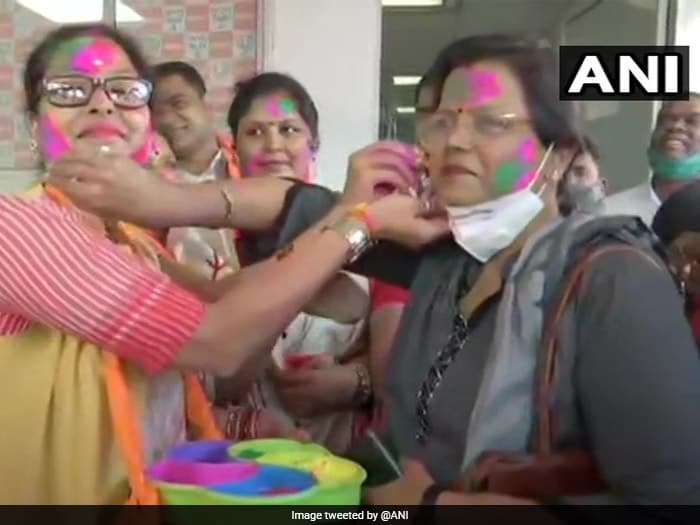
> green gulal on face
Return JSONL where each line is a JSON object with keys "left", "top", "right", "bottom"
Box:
{"left": 493, "top": 161, "right": 524, "bottom": 194}
{"left": 50, "top": 36, "right": 97, "bottom": 72}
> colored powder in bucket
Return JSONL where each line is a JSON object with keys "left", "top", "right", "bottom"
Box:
{"left": 237, "top": 449, "right": 265, "bottom": 460}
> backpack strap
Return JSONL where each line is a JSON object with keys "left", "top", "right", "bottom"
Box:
{"left": 535, "top": 243, "right": 665, "bottom": 455}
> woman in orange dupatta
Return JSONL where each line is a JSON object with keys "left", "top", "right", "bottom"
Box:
{"left": 0, "top": 22, "right": 422, "bottom": 504}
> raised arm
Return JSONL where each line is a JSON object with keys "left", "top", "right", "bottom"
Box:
{"left": 0, "top": 184, "right": 445, "bottom": 377}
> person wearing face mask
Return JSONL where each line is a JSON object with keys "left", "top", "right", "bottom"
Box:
{"left": 605, "top": 95, "right": 700, "bottom": 224}
{"left": 47, "top": 34, "right": 700, "bottom": 510}
{"left": 558, "top": 135, "right": 607, "bottom": 216}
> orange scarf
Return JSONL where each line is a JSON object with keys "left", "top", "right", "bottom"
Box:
{"left": 44, "top": 185, "right": 223, "bottom": 505}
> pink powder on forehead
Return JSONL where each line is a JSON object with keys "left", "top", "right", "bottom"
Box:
{"left": 41, "top": 115, "right": 72, "bottom": 162}
{"left": 468, "top": 68, "right": 503, "bottom": 105}
{"left": 265, "top": 96, "right": 297, "bottom": 118}
{"left": 71, "top": 38, "right": 119, "bottom": 75}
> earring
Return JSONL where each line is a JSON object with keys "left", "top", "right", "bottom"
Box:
{"left": 29, "top": 139, "right": 38, "bottom": 151}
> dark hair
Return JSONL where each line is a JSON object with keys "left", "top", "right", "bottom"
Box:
{"left": 577, "top": 135, "right": 600, "bottom": 161}
{"left": 652, "top": 180, "right": 700, "bottom": 245}
{"left": 227, "top": 72, "right": 320, "bottom": 148}
{"left": 151, "top": 60, "right": 207, "bottom": 98}
{"left": 24, "top": 23, "right": 149, "bottom": 116}
{"left": 414, "top": 73, "right": 436, "bottom": 107}
{"left": 426, "top": 34, "right": 581, "bottom": 148}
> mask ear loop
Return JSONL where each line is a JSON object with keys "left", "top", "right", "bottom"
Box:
{"left": 530, "top": 143, "right": 555, "bottom": 196}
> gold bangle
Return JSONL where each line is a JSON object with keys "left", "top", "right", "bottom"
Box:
{"left": 220, "top": 188, "right": 235, "bottom": 227}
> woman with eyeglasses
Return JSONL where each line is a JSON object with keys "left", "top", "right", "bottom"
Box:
{"left": 0, "top": 24, "right": 445, "bottom": 504}
{"left": 49, "top": 33, "right": 700, "bottom": 509}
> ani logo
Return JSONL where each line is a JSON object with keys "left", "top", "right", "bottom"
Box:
{"left": 559, "top": 45, "right": 689, "bottom": 101}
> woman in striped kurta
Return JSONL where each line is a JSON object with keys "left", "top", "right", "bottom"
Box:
{"left": 0, "top": 22, "right": 405, "bottom": 504}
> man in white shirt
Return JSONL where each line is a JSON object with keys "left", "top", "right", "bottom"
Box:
{"left": 149, "top": 61, "right": 240, "bottom": 280}
{"left": 605, "top": 94, "right": 700, "bottom": 225}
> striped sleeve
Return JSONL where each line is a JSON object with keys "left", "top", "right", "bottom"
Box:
{"left": 0, "top": 195, "right": 207, "bottom": 374}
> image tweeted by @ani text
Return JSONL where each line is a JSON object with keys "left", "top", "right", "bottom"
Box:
{"left": 291, "top": 510, "right": 410, "bottom": 522}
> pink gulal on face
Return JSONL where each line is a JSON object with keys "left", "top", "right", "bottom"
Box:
{"left": 514, "top": 137, "right": 539, "bottom": 190}
{"left": 133, "top": 126, "right": 156, "bottom": 165}
{"left": 468, "top": 68, "right": 503, "bottom": 105}
{"left": 264, "top": 96, "right": 297, "bottom": 118}
{"left": 441, "top": 66, "right": 504, "bottom": 108}
{"left": 40, "top": 114, "right": 72, "bottom": 162}
{"left": 71, "top": 37, "right": 119, "bottom": 74}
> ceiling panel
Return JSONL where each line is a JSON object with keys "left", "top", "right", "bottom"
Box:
{"left": 381, "top": 0, "right": 593, "bottom": 77}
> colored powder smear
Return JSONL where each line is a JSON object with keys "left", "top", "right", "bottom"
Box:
{"left": 494, "top": 161, "right": 524, "bottom": 194}
{"left": 70, "top": 37, "right": 119, "bottom": 74}
{"left": 519, "top": 137, "right": 538, "bottom": 165}
{"left": 133, "top": 128, "right": 156, "bottom": 165}
{"left": 41, "top": 114, "right": 72, "bottom": 162}
{"left": 468, "top": 68, "right": 503, "bottom": 105}
{"left": 441, "top": 67, "right": 504, "bottom": 108}
{"left": 493, "top": 137, "right": 539, "bottom": 193}
{"left": 265, "top": 96, "right": 297, "bottom": 118}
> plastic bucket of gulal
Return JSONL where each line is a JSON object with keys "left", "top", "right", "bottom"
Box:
{"left": 149, "top": 458, "right": 259, "bottom": 505}
{"left": 261, "top": 451, "right": 366, "bottom": 505}
{"left": 201, "top": 464, "right": 320, "bottom": 505}
{"left": 228, "top": 438, "right": 327, "bottom": 461}
{"left": 166, "top": 440, "right": 235, "bottom": 463}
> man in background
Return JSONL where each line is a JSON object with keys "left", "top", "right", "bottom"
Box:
{"left": 606, "top": 94, "right": 700, "bottom": 224}
{"left": 149, "top": 60, "right": 240, "bottom": 279}
{"left": 559, "top": 135, "right": 607, "bottom": 216}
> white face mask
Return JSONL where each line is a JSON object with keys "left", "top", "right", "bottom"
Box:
{"left": 446, "top": 145, "right": 554, "bottom": 263}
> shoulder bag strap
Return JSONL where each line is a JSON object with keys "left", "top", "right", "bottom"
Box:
{"left": 536, "top": 243, "right": 665, "bottom": 454}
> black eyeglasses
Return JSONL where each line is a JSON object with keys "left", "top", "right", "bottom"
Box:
{"left": 42, "top": 75, "right": 152, "bottom": 109}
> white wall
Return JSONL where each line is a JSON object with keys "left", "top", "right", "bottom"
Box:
{"left": 674, "top": 0, "right": 700, "bottom": 91}
{"left": 259, "top": 0, "right": 382, "bottom": 190}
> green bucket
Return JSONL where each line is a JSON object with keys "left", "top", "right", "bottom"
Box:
{"left": 228, "top": 438, "right": 327, "bottom": 460}
{"left": 229, "top": 439, "right": 366, "bottom": 506}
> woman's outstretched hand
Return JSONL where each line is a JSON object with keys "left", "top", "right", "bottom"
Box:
{"left": 340, "top": 140, "right": 449, "bottom": 249}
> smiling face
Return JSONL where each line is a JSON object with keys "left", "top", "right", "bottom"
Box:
{"left": 30, "top": 35, "right": 151, "bottom": 163}
{"left": 234, "top": 91, "right": 315, "bottom": 180}
{"left": 151, "top": 73, "right": 213, "bottom": 159}
{"left": 421, "top": 60, "right": 554, "bottom": 207}
{"left": 650, "top": 97, "right": 700, "bottom": 159}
